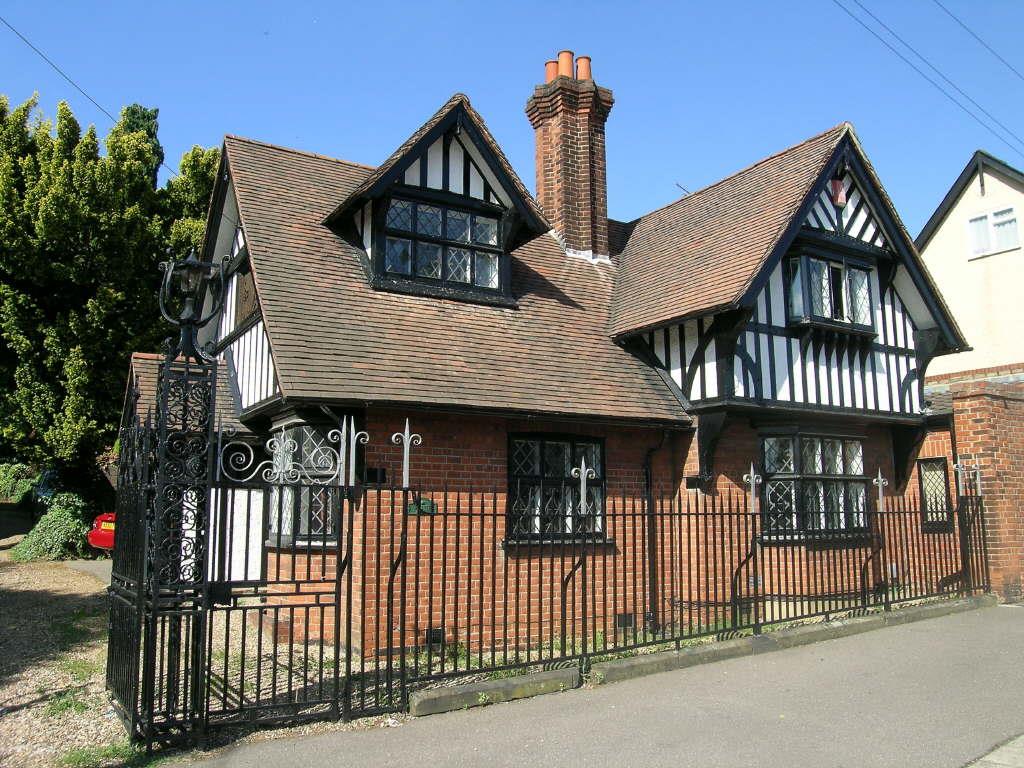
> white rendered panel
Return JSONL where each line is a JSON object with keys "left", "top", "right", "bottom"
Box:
{"left": 426, "top": 137, "right": 443, "bottom": 189}
{"left": 449, "top": 140, "right": 465, "bottom": 194}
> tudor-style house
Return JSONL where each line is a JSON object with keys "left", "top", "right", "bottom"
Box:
{"left": 150, "top": 51, "right": 967, "bottom": 553}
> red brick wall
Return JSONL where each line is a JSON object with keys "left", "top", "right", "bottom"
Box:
{"left": 950, "top": 381, "right": 1024, "bottom": 600}
{"left": 260, "top": 408, "right": 973, "bottom": 648}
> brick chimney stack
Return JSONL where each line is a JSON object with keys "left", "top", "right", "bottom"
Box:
{"left": 526, "top": 51, "right": 614, "bottom": 262}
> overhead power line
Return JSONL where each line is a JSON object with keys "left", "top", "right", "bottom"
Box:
{"left": 849, "top": 0, "right": 1024, "bottom": 154}
{"left": 0, "top": 12, "right": 181, "bottom": 179}
{"left": 830, "top": 0, "right": 1024, "bottom": 161}
{"left": 931, "top": 0, "right": 1024, "bottom": 86}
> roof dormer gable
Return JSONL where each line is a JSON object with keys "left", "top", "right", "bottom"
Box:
{"left": 325, "top": 95, "right": 549, "bottom": 306}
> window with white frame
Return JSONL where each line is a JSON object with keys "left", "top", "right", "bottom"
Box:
{"left": 968, "top": 208, "right": 1019, "bottom": 257}
{"left": 787, "top": 257, "right": 872, "bottom": 327}
{"left": 507, "top": 436, "right": 604, "bottom": 541}
{"left": 762, "top": 433, "right": 868, "bottom": 534}
{"left": 383, "top": 197, "right": 502, "bottom": 291}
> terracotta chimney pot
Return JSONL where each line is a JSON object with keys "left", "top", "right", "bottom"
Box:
{"left": 576, "top": 55, "right": 592, "bottom": 80}
{"left": 557, "top": 50, "right": 574, "bottom": 78}
{"left": 544, "top": 60, "right": 558, "bottom": 83}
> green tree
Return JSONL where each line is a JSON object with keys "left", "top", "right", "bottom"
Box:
{"left": 0, "top": 95, "right": 219, "bottom": 494}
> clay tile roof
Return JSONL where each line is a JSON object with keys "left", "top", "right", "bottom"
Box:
{"left": 326, "top": 94, "right": 548, "bottom": 230}
{"left": 223, "top": 136, "right": 689, "bottom": 425}
{"left": 126, "top": 352, "right": 244, "bottom": 431}
{"left": 609, "top": 123, "right": 850, "bottom": 337}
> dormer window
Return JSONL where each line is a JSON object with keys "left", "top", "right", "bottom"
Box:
{"left": 383, "top": 197, "right": 502, "bottom": 291}
{"left": 787, "top": 254, "right": 873, "bottom": 329}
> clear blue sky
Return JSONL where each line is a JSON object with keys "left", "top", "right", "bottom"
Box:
{"left": 3, "top": 0, "right": 1024, "bottom": 235}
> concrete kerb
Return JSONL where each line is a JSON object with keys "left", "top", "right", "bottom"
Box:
{"left": 408, "top": 666, "right": 579, "bottom": 716}
{"left": 407, "top": 594, "right": 997, "bottom": 716}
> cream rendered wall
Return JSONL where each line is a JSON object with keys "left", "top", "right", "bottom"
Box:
{"left": 921, "top": 168, "right": 1024, "bottom": 375}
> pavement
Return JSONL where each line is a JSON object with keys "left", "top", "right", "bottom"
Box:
{"left": 182, "top": 604, "right": 1024, "bottom": 768}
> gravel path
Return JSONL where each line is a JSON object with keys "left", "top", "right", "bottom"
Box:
{"left": 0, "top": 557, "right": 125, "bottom": 767}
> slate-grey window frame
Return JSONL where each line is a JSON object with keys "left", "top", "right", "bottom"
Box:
{"left": 760, "top": 430, "right": 869, "bottom": 538}
{"left": 506, "top": 434, "right": 606, "bottom": 544}
{"left": 381, "top": 195, "right": 504, "bottom": 295}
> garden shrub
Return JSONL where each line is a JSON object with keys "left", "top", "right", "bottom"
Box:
{"left": 0, "top": 462, "right": 39, "bottom": 504}
{"left": 10, "top": 492, "right": 91, "bottom": 561}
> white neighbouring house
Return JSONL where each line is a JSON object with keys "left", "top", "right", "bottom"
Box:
{"left": 917, "top": 151, "right": 1024, "bottom": 378}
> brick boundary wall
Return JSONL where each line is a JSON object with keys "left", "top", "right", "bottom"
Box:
{"left": 950, "top": 379, "right": 1024, "bottom": 601}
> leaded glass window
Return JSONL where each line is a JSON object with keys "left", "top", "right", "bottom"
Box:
{"left": 791, "top": 256, "right": 873, "bottom": 328}
{"left": 918, "top": 458, "right": 951, "bottom": 524}
{"left": 761, "top": 433, "right": 868, "bottom": 534}
{"left": 416, "top": 204, "right": 442, "bottom": 237}
{"left": 266, "top": 424, "right": 341, "bottom": 543}
{"left": 508, "top": 436, "right": 605, "bottom": 541}
{"left": 415, "top": 242, "right": 442, "bottom": 279}
{"left": 385, "top": 237, "right": 412, "bottom": 275}
{"left": 472, "top": 215, "right": 498, "bottom": 246}
{"left": 381, "top": 197, "right": 504, "bottom": 292}
{"left": 386, "top": 199, "right": 413, "bottom": 231}
{"left": 475, "top": 252, "right": 499, "bottom": 289}
{"left": 446, "top": 248, "right": 471, "bottom": 283}
{"left": 847, "top": 268, "right": 871, "bottom": 325}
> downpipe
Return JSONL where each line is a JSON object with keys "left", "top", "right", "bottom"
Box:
{"left": 643, "top": 431, "right": 670, "bottom": 634}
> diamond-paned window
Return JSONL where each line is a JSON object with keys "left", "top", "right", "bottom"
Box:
{"left": 446, "top": 210, "right": 470, "bottom": 242}
{"left": 918, "top": 458, "right": 951, "bottom": 524}
{"left": 475, "top": 252, "right": 499, "bottom": 289}
{"left": 764, "top": 437, "right": 795, "bottom": 474}
{"left": 386, "top": 199, "right": 413, "bottom": 231}
{"left": 791, "top": 256, "right": 874, "bottom": 328}
{"left": 266, "top": 423, "right": 341, "bottom": 543}
{"left": 385, "top": 237, "right": 412, "bottom": 275}
{"left": 472, "top": 216, "right": 498, "bottom": 246}
{"left": 508, "top": 435, "right": 605, "bottom": 542}
{"left": 847, "top": 268, "right": 871, "bottom": 325}
{"left": 415, "top": 242, "right": 442, "bottom": 279}
{"left": 446, "top": 248, "right": 471, "bottom": 283}
{"left": 762, "top": 433, "right": 868, "bottom": 535}
{"left": 381, "top": 197, "right": 505, "bottom": 294}
{"left": 416, "top": 204, "right": 442, "bottom": 237}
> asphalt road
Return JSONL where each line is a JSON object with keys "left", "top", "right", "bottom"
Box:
{"left": 187, "top": 605, "right": 1024, "bottom": 768}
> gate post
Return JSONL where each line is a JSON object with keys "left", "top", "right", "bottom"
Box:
{"left": 145, "top": 254, "right": 225, "bottom": 746}
{"left": 954, "top": 462, "right": 982, "bottom": 595}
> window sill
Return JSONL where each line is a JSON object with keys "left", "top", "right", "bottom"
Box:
{"left": 502, "top": 537, "right": 615, "bottom": 551}
{"left": 787, "top": 317, "right": 877, "bottom": 340}
{"left": 759, "top": 530, "right": 872, "bottom": 546}
{"left": 922, "top": 518, "right": 954, "bottom": 533}
{"left": 372, "top": 274, "right": 518, "bottom": 308}
{"left": 264, "top": 537, "right": 339, "bottom": 549}
{"left": 968, "top": 245, "right": 1020, "bottom": 262}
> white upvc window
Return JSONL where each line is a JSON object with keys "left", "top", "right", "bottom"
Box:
{"left": 968, "top": 207, "right": 1019, "bottom": 257}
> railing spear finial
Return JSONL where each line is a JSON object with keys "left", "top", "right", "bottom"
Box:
{"left": 873, "top": 468, "right": 889, "bottom": 512}
{"left": 742, "top": 462, "right": 762, "bottom": 516}
{"left": 391, "top": 418, "right": 422, "bottom": 489}
{"left": 570, "top": 454, "right": 597, "bottom": 523}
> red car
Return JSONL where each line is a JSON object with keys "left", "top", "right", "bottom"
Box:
{"left": 87, "top": 512, "right": 116, "bottom": 551}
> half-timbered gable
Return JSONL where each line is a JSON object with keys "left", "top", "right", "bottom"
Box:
{"left": 198, "top": 172, "right": 280, "bottom": 414}
{"left": 326, "top": 94, "right": 548, "bottom": 307}
{"left": 803, "top": 168, "right": 887, "bottom": 248}
{"left": 624, "top": 126, "right": 965, "bottom": 427}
